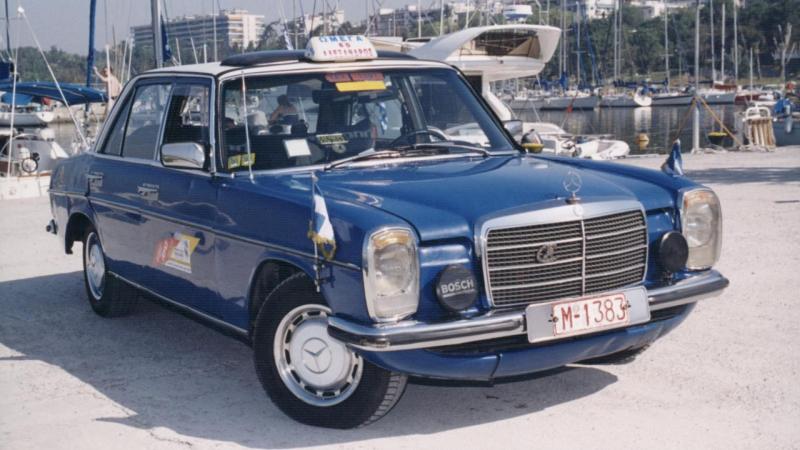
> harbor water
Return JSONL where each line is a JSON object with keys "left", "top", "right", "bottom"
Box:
{"left": 515, "top": 104, "right": 742, "bottom": 154}
{"left": 48, "top": 104, "right": 743, "bottom": 156}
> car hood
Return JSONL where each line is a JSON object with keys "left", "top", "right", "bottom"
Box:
{"left": 311, "top": 155, "right": 677, "bottom": 242}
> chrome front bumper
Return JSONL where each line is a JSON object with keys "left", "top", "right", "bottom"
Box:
{"left": 327, "top": 270, "right": 729, "bottom": 352}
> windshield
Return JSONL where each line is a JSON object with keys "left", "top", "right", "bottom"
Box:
{"left": 219, "top": 68, "right": 514, "bottom": 172}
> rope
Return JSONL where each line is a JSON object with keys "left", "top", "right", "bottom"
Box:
{"left": 670, "top": 96, "right": 697, "bottom": 144}
{"left": 19, "top": 8, "right": 88, "bottom": 148}
{"left": 695, "top": 94, "right": 744, "bottom": 148}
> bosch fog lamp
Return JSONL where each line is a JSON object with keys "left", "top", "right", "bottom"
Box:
{"left": 363, "top": 228, "right": 419, "bottom": 322}
{"left": 681, "top": 189, "right": 722, "bottom": 270}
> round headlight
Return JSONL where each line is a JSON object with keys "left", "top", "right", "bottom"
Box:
{"left": 373, "top": 238, "right": 415, "bottom": 295}
{"left": 681, "top": 189, "right": 722, "bottom": 270}
{"left": 363, "top": 228, "right": 419, "bottom": 322}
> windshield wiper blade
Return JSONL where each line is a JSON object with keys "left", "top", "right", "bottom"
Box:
{"left": 396, "top": 142, "right": 492, "bottom": 157}
{"left": 324, "top": 150, "right": 402, "bottom": 171}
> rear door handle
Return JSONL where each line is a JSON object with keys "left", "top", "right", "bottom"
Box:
{"left": 137, "top": 184, "right": 159, "bottom": 201}
{"left": 86, "top": 172, "right": 103, "bottom": 189}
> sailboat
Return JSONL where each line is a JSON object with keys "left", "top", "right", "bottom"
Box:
{"left": 599, "top": 0, "right": 651, "bottom": 108}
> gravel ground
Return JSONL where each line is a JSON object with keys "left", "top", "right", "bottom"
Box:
{"left": 1, "top": 148, "right": 799, "bottom": 449}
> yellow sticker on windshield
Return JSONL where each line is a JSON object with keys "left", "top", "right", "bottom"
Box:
{"left": 335, "top": 80, "right": 386, "bottom": 92}
{"left": 327, "top": 72, "right": 386, "bottom": 92}
{"left": 228, "top": 153, "right": 256, "bottom": 169}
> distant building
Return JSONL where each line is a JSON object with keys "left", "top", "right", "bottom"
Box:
{"left": 629, "top": 0, "right": 693, "bottom": 19}
{"left": 131, "top": 9, "right": 265, "bottom": 55}
{"left": 571, "top": 0, "right": 693, "bottom": 20}
{"left": 288, "top": 9, "right": 345, "bottom": 37}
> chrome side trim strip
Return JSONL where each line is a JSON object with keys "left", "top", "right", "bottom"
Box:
{"left": 328, "top": 270, "right": 729, "bottom": 352}
{"left": 110, "top": 272, "right": 248, "bottom": 338}
{"left": 86, "top": 197, "right": 360, "bottom": 271}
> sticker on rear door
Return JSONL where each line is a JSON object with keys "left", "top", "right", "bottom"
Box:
{"left": 152, "top": 232, "right": 200, "bottom": 274}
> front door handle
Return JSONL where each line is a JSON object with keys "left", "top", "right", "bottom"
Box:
{"left": 137, "top": 184, "right": 159, "bottom": 201}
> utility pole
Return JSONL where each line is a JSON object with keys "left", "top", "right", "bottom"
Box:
{"left": 692, "top": 0, "right": 700, "bottom": 153}
{"left": 212, "top": 0, "right": 218, "bottom": 61}
{"left": 439, "top": 0, "right": 444, "bottom": 36}
{"left": 417, "top": 0, "right": 421, "bottom": 38}
{"left": 151, "top": 0, "right": 163, "bottom": 68}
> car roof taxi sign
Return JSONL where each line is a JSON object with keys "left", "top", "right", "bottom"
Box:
{"left": 305, "top": 35, "right": 378, "bottom": 62}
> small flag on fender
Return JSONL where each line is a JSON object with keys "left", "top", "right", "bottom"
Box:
{"left": 661, "top": 139, "right": 684, "bottom": 177}
{"left": 307, "top": 173, "right": 336, "bottom": 261}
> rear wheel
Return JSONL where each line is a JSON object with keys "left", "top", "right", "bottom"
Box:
{"left": 82, "top": 227, "right": 137, "bottom": 317}
{"left": 253, "top": 273, "right": 407, "bottom": 428}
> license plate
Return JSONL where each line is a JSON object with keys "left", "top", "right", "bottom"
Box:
{"left": 525, "top": 287, "right": 651, "bottom": 343}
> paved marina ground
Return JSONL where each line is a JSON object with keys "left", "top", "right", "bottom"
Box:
{"left": 1, "top": 148, "right": 799, "bottom": 449}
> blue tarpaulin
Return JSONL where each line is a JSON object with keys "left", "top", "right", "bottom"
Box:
{"left": 1, "top": 92, "right": 33, "bottom": 105}
{"left": 0, "top": 81, "right": 107, "bottom": 105}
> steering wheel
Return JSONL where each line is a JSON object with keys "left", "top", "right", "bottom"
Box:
{"left": 389, "top": 127, "right": 449, "bottom": 148}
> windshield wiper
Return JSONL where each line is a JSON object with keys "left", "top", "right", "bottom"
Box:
{"left": 395, "top": 142, "right": 492, "bottom": 157}
{"left": 324, "top": 150, "right": 402, "bottom": 171}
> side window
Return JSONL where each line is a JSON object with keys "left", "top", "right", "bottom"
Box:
{"left": 121, "top": 83, "right": 171, "bottom": 160}
{"left": 162, "top": 83, "right": 210, "bottom": 147}
{"left": 99, "top": 96, "right": 131, "bottom": 156}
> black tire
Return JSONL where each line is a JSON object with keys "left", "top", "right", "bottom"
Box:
{"left": 82, "top": 226, "right": 137, "bottom": 317}
{"left": 252, "top": 273, "right": 407, "bottom": 428}
{"left": 579, "top": 345, "right": 650, "bottom": 365}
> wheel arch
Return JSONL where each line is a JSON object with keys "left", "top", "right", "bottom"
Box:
{"left": 247, "top": 255, "right": 316, "bottom": 334}
{"left": 64, "top": 211, "right": 95, "bottom": 255}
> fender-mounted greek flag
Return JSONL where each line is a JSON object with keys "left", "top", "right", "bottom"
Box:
{"left": 308, "top": 173, "right": 336, "bottom": 261}
{"left": 661, "top": 139, "right": 684, "bottom": 177}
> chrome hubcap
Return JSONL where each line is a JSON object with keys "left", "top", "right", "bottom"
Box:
{"left": 274, "top": 304, "right": 362, "bottom": 407}
{"left": 85, "top": 233, "right": 105, "bottom": 299}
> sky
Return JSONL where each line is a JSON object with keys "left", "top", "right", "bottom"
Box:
{"left": 10, "top": 0, "right": 422, "bottom": 54}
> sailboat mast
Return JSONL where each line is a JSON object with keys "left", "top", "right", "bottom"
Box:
{"left": 86, "top": 0, "right": 97, "bottom": 86}
{"left": 709, "top": 0, "right": 715, "bottom": 81}
{"left": 4, "top": 0, "right": 10, "bottom": 55}
{"left": 733, "top": 1, "right": 738, "bottom": 83}
{"left": 613, "top": 0, "right": 618, "bottom": 82}
{"left": 576, "top": 2, "right": 581, "bottom": 87}
{"left": 151, "top": 0, "right": 163, "bottom": 68}
{"left": 560, "top": 0, "right": 565, "bottom": 76}
{"left": 720, "top": 2, "right": 725, "bottom": 81}
{"left": 692, "top": 0, "right": 700, "bottom": 152}
{"left": 664, "top": 0, "right": 669, "bottom": 88}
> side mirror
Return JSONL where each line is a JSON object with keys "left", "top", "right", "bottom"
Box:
{"left": 503, "top": 119, "right": 524, "bottom": 139}
{"left": 161, "top": 142, "right": 205, "bottom": 170}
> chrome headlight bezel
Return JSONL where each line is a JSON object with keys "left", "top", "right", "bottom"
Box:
{"left": 679, "top": 187, "right": 722, "bottom": 270}
{"left": 362, "top": 227, "right": 420, "bottom": 323}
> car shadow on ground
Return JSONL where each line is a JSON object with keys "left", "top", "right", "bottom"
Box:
{"left": 0, "top": 272, "right": 618, "bottom": 448}
{"left": 686, "top": 166, "right": 800, "bottom": 185}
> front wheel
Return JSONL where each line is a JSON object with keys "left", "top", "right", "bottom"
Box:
{"left": 253, "top": 273, "right": 407, "bottom": 428}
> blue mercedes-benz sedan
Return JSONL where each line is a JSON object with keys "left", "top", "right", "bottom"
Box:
{"left": 47, "top": 36, "right": 728, "bottom": 428}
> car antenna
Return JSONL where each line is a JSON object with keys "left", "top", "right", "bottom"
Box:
{"left": 240, "top": 69, "right": 254, "bottom": 182}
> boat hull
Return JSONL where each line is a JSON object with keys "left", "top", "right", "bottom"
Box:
{"left": 651, "top": 93, "right": 694, "bottom": 106}
{"left": 700, "top": 91, "right": 736, "bottom": 105}
{"left": 538, "top": 95, "right": 599, "bottom": 110}
{"left": 600, "top": 94, "right": 652, "bottom": 108}
{"left": 0, "top": 111, "right": 54, "bottom": 127}
{"left": 774, "top": 119, "right": 800, "bottom": 147}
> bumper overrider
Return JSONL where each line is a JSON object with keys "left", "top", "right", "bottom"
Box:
{"left": 328, "top": 270, "right": 728, "bottom": 352}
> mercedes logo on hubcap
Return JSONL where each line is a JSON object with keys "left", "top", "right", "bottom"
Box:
{"left": 301, "top": 338, "right": 332, "bottom": 374}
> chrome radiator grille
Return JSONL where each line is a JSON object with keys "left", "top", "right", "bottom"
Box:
{"left": 484, "top": 210, "right": 647, "bottom": 309}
